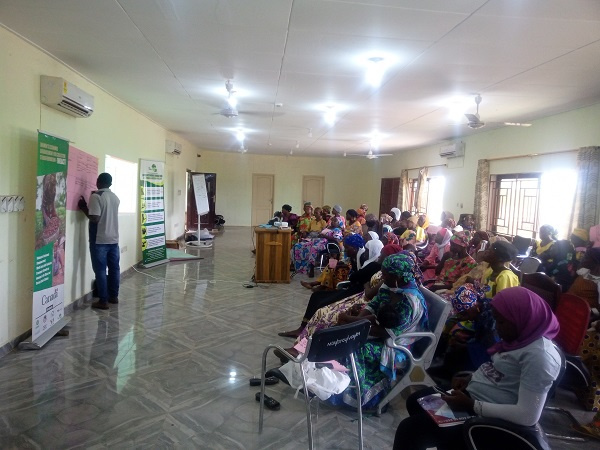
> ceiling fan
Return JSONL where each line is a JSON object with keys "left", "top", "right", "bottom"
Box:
{"left": 215, "top": 80, "right": 284, "bottom": 119}
{"left": 465, "top": 94, "right": 531, "bottom": 129}
{"left": 345, "top": 148, "right": 393, "bottom": 159}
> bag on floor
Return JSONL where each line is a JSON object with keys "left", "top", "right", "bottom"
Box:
{"left": 279, "top": 360, "right": 350, "bottom": 401}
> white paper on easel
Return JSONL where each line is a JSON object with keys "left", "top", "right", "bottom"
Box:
{"left": 192, "top": 173, "right": 210, "bottom": 215}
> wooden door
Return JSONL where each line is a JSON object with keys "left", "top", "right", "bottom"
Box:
{"left": 302, "top": 175, "right": 325, "bottom": 207}
{"left": 379, "top": 177, "right": 401, "bottom": 217}
{"left": 186, "top": 171, "right": 217, "bottom": 231}
{"left": 252, "top": 174, "right": 274, "bottom": 226}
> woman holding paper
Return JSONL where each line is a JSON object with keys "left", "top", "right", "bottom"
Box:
{"left": 393, "top": 287, "right": 561, "bottom": 450}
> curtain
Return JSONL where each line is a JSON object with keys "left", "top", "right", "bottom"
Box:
{"left": 572, "top": 146, "right": 600, "bottom": 231}
{"left": 415, "top": 167, "right": 429, "bottom": 213}
{"left": 473, "top": 159, "right": 490, "bottom": 231}
{"left": 398, "top": 170, "right": 409, "bottom": 211}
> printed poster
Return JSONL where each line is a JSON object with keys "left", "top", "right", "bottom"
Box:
{"left": 32, "top": 132, "right": 68, "bottom": 341}
{"left": 66, "top": 146, "right": 98, "bottom": 211}
{"left": 139, "top": 159, "right": 168, "bottom": 266}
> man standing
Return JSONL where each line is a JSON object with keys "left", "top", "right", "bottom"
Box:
{"left": 78, "top": 173, "right": 120, "bottom": 310}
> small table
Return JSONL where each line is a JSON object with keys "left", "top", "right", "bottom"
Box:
{"left": 254, "top": 227, "right": 292, "bottom": 283}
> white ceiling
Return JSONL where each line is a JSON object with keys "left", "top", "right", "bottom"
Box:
{"left": 2, "top": 0, "right": 600, "bottom": 157}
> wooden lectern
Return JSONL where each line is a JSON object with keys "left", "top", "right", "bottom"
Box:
{"left": 254, "top": 227, "right": 292, "bottom": 283}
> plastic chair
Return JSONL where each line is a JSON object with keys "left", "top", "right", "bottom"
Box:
{"left": 552, "top": 293, "right": 591, "bottom": 391}
{"left": 521, "top": 273, "right": 562, "bottom": 310}
{"left": 376, "top": 287, "right": 452, "bottom": 415}
{"left": 317, "top": 242, "right": 341, "bottom": 272}
{"left": 512, "top": 235, "right": 533, "bottom": 256}
{"left": 519, "top": 257, "right": 542, "bottom": 275}
{"left": 462, "top": 343, "right": 584, "bottom": 449}
{"left": 258, "top": 320, "right": 371, "bottom": 450}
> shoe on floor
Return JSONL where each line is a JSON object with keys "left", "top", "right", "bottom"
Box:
{"left": 108, "top": 297, "right": 119, "bottom": 304}
{"left": 91, "top": 301, "right": 109, "bottom": 310}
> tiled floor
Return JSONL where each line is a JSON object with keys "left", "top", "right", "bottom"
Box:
{"left": 0, "top": 227, "right": 597, "bottom": 449}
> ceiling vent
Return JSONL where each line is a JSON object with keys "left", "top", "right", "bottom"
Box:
{"left": 165, "top": 140, "right": 182, "bottom": 155}
{"left": 40, "top": 76, "right": 94, "bottom": 118}
{"left": 439, "top": 142, "right": 465, "bottom": 158}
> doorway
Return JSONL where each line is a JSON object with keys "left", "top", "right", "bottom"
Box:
{"left": 302, "top": 175, "right": 325, "bottom": 208}
{"left": 251, "top": 174, "right": 274, "bottom": 226}
{"left": 379, "top": 177, "right": 401, "bottom": 217}
{"left": 186, "top": 171, "right": 217, "bottom": 231}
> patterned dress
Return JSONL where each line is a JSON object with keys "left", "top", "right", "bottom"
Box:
{"left": 436, "top": 255, "right": 477, "bottom": 284}
{"left": 292, "top": 227, "right": 342, "bottom": 274}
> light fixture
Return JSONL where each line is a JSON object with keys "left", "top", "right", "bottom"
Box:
{"left": 366, "top": 56, "right": 386, "bottom": 87}
{"left": 235, "top": 129, "right": 245, "bottom": 142}
{"left": 504, "top": 122, "right": 532, "bottom": 127}
{"left": 289, "top": 149, "right": 294, "bottom": 155}
{"left": 295, "top": 141, "right": 300, "bottom": 149}
{"left": 324, "top": 106, "right": 337, "bottom": 125}
{"left": 308, "top": 128, "right": 313, "bottom": 138}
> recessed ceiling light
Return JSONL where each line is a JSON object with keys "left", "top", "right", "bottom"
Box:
{"left": 235, "top": 129, "right": 245, "bottom": 142}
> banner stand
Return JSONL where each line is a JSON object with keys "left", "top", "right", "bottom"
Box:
{"left": 139, "top": 259, "right": 170, "bottom": 269}
{"left": 19, "top": 316, "right": 71, "bottom": 350}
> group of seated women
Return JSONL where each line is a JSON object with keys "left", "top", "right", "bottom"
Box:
{"left": 269, "top": 204, "right": 600, "bottom": 445}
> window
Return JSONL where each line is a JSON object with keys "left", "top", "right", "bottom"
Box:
{"left": 408, "top": 178, "right": 419, "bottom": 213}
{"left": 104, "top": 155, "right": 138, "bottom": 214}
{"left": 488, "top": 173, "right": 540, "bottom": 239}
{"left": 426, "top": 177, "right": 445, "bottom": 224}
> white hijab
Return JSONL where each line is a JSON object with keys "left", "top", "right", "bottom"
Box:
{"left": 368, "top": 231, "right": 379, "bottom": 241}
{"left": 358, "top": 239, "right": 384, "bottom": 270}
{"left": 390, "top": 208, "right": 401, "bottom": 221}
{"left": 437, "top": 228, "right": 453, "bottom": 259}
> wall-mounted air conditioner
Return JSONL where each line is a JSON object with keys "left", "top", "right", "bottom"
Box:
{"left": 165, "top": 140, "right": 182, "bottom": 155}
{"left": 439, "top": 142, "right": 465, "bottom": 158}
{"left": 40, "top": 76, "right": 94, "bottom": 118}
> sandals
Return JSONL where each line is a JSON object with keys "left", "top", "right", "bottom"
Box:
{"left": 255, "top": 391, "right": 280, "bottom": 410}
{"left": 249, "top": 376, "right": 279, "bottom": 387}
{"left": 277, "top": 329, "right": 301, "bottom": 338}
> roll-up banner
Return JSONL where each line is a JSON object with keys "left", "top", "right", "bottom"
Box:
{"left": 139, "top": 159, "right": 168, "bottom": 268}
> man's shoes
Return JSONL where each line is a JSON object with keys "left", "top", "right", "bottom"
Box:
{"left": 108, "top": 297, "right": 119, "bottom": 304}
{"left": 91, "top": 301, "right": 109, "bottom": 310}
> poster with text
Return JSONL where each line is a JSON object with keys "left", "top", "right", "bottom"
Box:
{"left": 32, "top": 132, "right": 68, "bottom": 341}
{"left": 66, "top": 146, "right": 98, "bottom": 211}
{"left": 140, "top": 159, "right": 168, "bottom": 266}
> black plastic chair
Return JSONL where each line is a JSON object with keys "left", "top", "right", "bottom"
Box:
{"left": 258, "top": 320, "right": 371, "bottom": 450}
{"left": 317, "top": 242, "right": 341, "bottom": 272}
{"left": 512, "top": 235, "right": 533, "bottom": 256}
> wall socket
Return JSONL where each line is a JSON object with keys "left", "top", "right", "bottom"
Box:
{"left": 121, "top": 246, "right": 127, "bottom": 254}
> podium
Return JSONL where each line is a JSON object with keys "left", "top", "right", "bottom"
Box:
{"left": 254, "top": 228, "right": 292, "bottom": 283}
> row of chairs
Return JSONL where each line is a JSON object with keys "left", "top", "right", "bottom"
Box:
{"left": 258, "top": 282, "right": 592, "bottom": 449}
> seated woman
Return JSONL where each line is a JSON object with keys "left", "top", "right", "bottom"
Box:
{"left": 393, "top": 287, "right": 561, "bottom": 450}
{"left": 478, "top": 240, "right": 520, "bottom": 298}
{"left": 574, "top": 320, "right": 600, "bottom": 439}
{"left": 361, "top": 213, "right": 379, "bottom": 237}
{"left": 279, "top": 245, "right": 401, "bottom": 342}
{"left": 357, "top": 237, "right": 383, "bottom": 270}
{"left": 331, "top": 251, "right": 428, "bottom": 409}
{"left": 530, "top": 224, "right": 557, "bottom": 271}
{"left": 568, "top": 247, "right": 600, "bottom": 309}
{"left": 468, "top": 231, "right": 489, "bottom": 258}
{"left": 431, "top": 283, "right": 498, "bottom": 379}
{"left": 545, "top": 239, "right": 577, "bottom": 291}
{"left": 281, "top": 204, "right": 298, "bottom": 229}
{"left": 421, "top": 227, "right": 452, "bottom": 281}
{"left": 292, "top": 214, "right": 342, "bottom": 277}
{"left": 308, "top": 207, "right": 327, "bottom": 235}
{"left": 345, "top": 209, "right": 363, "bottom": 235}
{"left": 426, "top": 232, "right": 477, "bottom": 291}
{"left": 458, "top": 213, "right": 476, "bottom": 233}
{"left": 570, "top": 228, "right": 589, "bottom": 262}
{"left": 295, "top": 201, "right": 314, "bottom": 239}
{"left": 400, "top": 215, "right": 420, "bottom": 246}
{"left": 321, "top": 205, "right": 332, "bottom": 223}
{"left": 300, "top": 232, "right": 364, "bottom": 291}
{"left": 328, "top": 204, "right": 345, "bottom": 230}
{"left": 357, "top": 203, "right": 368, "bottom": 225}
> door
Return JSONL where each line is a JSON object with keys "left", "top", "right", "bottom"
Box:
{"left": 186, "top": 171, "right": 217, "bottom": 231}
{"left": 252, "top": 174, "right": 274, "bottom": 226}
{"left": 379, "top": 177, "right": 401, "bottom": 217}
{"left": 302, "top": 176, "right": 325, "bottom": 207}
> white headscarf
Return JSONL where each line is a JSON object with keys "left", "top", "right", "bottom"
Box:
{"left": 358, "top": 239, "right": 385, "bottom": 270}
{"left": 437, "top": 228, "right": 453, "bottom": 259}
{"left": 368, "top": 231, "right": 379, "bottom": 241}
{"left": 390, "top": 208, "right": 401, "bottom": 221}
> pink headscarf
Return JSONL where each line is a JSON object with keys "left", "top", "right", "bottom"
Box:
{"left": 488, "top": 287, "right": 559, "bottom": 355}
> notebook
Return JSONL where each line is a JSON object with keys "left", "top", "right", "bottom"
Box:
{"left": 417, "top": 392, "right": 475, "bottom": 427}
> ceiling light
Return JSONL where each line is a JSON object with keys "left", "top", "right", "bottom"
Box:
{"left": 295, "top": 141, "right": 300, "bottom": 149}
{"left": 227, "top": 95, "right": 237, "bottom": 108}
{"left": 504, "top": 122, "right": 532, "bottom": 127}
{"left": 308, "top": 128, "right": 313, "bottom": 138}
{"left": 366, "top": 56, "right": 386, "bottom": 87}
{"left": 289, "top": 149, "right": 293, "bottom": 155}
{"left": 324, "top": 106, "right": 337, "bottom": 125}
{"left": 236, "top": 129, "right": 245, "bottom": 142}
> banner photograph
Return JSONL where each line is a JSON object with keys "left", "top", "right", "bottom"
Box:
{"left": 139, "top": 159, "right": 168, "bottom": 267}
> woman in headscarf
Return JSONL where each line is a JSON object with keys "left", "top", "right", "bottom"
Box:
{"left": 478, "top": 240, "right": 520, "bottom": 298}
{"left": 277, "top": 242, "right": 394, "bottom": 343}
{"left": 400, "top": 215, "right": 420, "bottom": 246}
{"left": 421, "top": 227, "right": 452, "bottom": 281}
{"left": 332, "top": 251, "right": 428, "bottom": 409}
{"left": 383, "top": 231, "right": 400, "bottom": 246}
{"left": 427, "top": 231, "right": 477, "bottom": 290}
{"left": 357, "top": 203, "right": 368, "bottom": 225}
{"left": 568, "top": 247, "right": 600, "bottom": 309}
{"left": 292, "top": 214, "right": 342, "bottom": 277}
{"left": 570, "top": 227, "right": 589, "bottom": 261}
{"left": 468, "top": 231, "right": 490, "bottom": 258}
{"left": 357, "top": 236, "right": 383, "bottom": 270}
{"left": 530, "top": 224, "right": 558, "bottom": 271}
{"left": 280, "top": 204, "right": 298, "bottom": 229}
{"left": 329, "top": 204, "right": 345, "bottom": 229}
{"left": 362, "top": 213, "right": 379, "bottom": 237}
{"left": 394, "top": 287, "right": 561, "bottom": 450}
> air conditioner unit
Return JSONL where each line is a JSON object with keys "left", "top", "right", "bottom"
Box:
{"left": 165, "top": 140, "right": 182, "bottom": 155}
{"left": 439, "top": 142, "right": 465, "bottom": 158}
{"left": 40, "top": 76, "right": 94, "bottom": 118}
